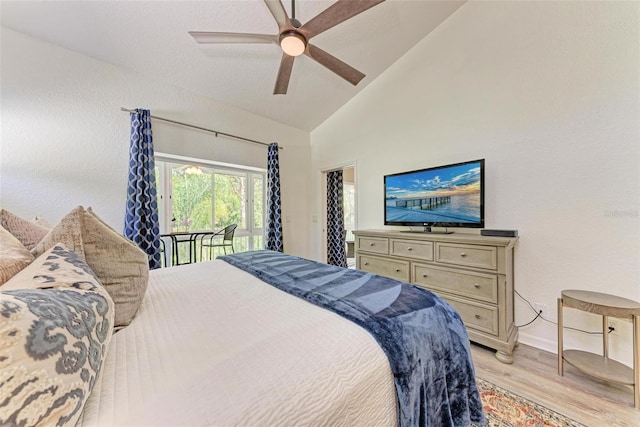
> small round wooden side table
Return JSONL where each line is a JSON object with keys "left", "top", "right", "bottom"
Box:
{"left": 557, "top": 290, "right": 640, "bottom": 409}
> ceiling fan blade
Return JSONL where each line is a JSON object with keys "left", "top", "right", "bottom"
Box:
{"left": 274, "top": 53, "right": 295, "bottom": 95}
{"left": 300, "top": 0, "right": 385, "bottom": 39}
{"left": 189, "top": 32, "right": 277, "bottom": 44}
{"left": 264, "top": 0, "right": 292, "bottom": 31}
{"left": 305, "top": 44, "right": 365, "bottom": 86}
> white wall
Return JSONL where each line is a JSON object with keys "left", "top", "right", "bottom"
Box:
{"left": 1, "top": 28, "right": 311, "bottom": 257}
{"left": 310, "top": 1, "right": 639, "bottom": 365}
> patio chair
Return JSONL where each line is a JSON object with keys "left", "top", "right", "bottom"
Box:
{"left": 201, "top": 223, "right": 237, "bottom": 260}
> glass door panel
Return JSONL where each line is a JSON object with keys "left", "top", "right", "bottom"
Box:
{"left": 213, "top": 172, "right": 247, "bottom": 230}
{"left": 252, "top": 174, "right": 265, "bottom": 250}
{"left": 171, "top": 164, "right": 213, "bottom": 232}
{"left": 253, "top": 175, "right": 264, "bottom": 230}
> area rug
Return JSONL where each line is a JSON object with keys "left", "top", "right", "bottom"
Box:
{"left": 473, "top": 378, "right": 586, "bottom": 427}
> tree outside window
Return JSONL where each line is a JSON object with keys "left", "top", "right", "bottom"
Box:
{"left": 214, "top": 173, "right": 246, "bottom": 229}
{"left": 171, "top": 166, "right": 212, "bottom": 231}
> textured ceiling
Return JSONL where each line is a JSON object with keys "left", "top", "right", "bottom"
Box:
{"left": 1, "top": 0, "right": 465, "bottom": 131}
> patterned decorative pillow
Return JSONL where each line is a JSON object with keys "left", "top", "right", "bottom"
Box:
{"left": 0, "top": 209, "right": 50, "bottom": 250}
{"left": 31, "top": 206, "right": 149, "bottom": 327}
{"left": 0, "top": 244, "right": 114, "bottom": 427}
{"left": 0, "top": 225, "right": 35, "bottom": 285}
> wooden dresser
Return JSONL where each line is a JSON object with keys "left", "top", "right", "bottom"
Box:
{"left": 354, "top": 229, "right": 519, "bottom": 363}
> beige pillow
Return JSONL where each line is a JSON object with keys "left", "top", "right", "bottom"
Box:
{"left": 32, "top": 206, "right": 149, "bottom": 327}
{"left": 0, "top": 208, "right": 50, "bottom": 250}
{"left": 0, "top": 244, "right": 114, "bottom": 427}
{"left": 0, "top": 225, "right": 35, "bottom": 285}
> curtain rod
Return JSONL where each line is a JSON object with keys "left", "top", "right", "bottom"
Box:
{"left": 120, "top": 107, "right": 282, "bottom": 149}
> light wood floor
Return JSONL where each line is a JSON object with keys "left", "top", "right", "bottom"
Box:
{"left": 471, "top": 343, "right": 639, "bottom": 426}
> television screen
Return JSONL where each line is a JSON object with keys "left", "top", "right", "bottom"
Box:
{"left": 384, "top": 159, "right": 485, "bottom": 229}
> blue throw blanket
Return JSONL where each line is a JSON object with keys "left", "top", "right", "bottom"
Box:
{"left": 220, "top": 250, "right": 485, "bottom": 427}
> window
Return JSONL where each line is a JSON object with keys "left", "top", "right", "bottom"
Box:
{"left": 171, "top": 165, "right": 213, "bottom": 231}
{"left": 155, "top": 155, "right": 266, "bottom": 259}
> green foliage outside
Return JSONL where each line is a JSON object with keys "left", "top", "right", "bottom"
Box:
{"left": 214, "top": 174, "right": 246, "bottom": 229}
{"left": 171, "top": 169, "right": 213, "bottom": 231}
{"left": 170, "top": 168, "right": 250, "bottom": 232}
{"left": 253, "top": 176, "right": 263, "bottom": 229}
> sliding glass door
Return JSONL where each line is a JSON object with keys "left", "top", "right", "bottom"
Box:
{"left": 156, "top": 158, "right": 265, "bottom": 260}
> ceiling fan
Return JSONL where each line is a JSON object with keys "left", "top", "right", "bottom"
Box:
{"left": 189, "top": 0, "right": 385, "bottom": 95}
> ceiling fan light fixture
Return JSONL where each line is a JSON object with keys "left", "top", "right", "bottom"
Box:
{"left": 279, "top": 31, "right": 306, "bottom": 57}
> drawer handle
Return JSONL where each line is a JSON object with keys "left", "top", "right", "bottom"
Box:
{"left": 364, "top": 262, "right": 369, "bottom": 266}
{"left": 460, "top": 252, "right": 467, "bottom": 257}
{"left": 395, "top": 269, "right": 401, "bottom": 272}
{"left": 474, "top": 284, "right": 481, "bottom": 289}
{"left": 370, "top": 243, "right": 375, "bottom": 246}
{"left": 407, "top": 247, "right": 413, "bottom": 251}
{"left": 422, "top": 274, "right": 428, "bottom": 278}
{"left": 475, "top": 314, "right": 481, "bottom": 319}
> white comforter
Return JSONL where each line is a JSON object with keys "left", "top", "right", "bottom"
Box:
{"left": 80, "top": 259, "right": 397, "bottom": 426}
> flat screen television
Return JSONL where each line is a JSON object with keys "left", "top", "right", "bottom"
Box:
{"left": 384, "top": 159, "right": 485, "bottom": 232}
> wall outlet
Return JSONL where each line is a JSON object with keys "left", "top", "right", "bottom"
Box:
{"left": 534, "top": 303, "right": 548, "bottom": 319}
{"left": 607, "top": 319, "right": 619, "bottom": 336}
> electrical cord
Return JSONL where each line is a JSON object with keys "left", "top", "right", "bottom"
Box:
{"left": 516, "top": 309, "right": 542, "bottom": 328}
{"left": 514, "top": 289, "right": 608, "bottom": 335}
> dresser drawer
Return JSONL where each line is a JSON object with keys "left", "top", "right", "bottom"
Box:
{"left": 354, "top": 230, "right": 518, "bottom": 362}
{"left": 442, "top": 296, "right": 499, "bottom": 335}
{"left": 358, "top": 254, "right": 409, "bottom": 282}
{"left": 413, "top": 264, "right": 498, "bottom": 304}
{"left": 391, "top": 239, "right": 434, "bottom": 261}
{"left": 356, "top": 237, "right": 389, "bottom": 255}
{"left": 436, "top": 243, "right": 497, "bottom": 270}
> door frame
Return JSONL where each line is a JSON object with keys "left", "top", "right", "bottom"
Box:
{"left": 320, "top": 161, "right": 357, "bottom": 263}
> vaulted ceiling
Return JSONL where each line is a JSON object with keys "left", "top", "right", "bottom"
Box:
{"left": 1, "top": 0, "right": 465, "bottom": 131}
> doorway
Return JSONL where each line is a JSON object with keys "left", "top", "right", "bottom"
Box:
{"left": 342, "top": 167, "right": 356, "bottom": 268}
{"left": 321, "top": 163, "right": 356, "bottom": 268}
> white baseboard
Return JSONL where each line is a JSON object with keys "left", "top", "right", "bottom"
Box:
{"left": 518, "top": 331, "right": 557, "bottom": 355}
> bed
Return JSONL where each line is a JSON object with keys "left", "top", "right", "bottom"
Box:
{"left": 1, "top": 206, "right": 483, "bottom": 426}
{"left": 78, "top": 251, "right": 485, "bottom": 427}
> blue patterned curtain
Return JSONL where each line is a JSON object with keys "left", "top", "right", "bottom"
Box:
{"left": 266, "top": 142, "right": 283, "bottom": 252}
{"left": 124, "top": 109, "right": 161, "bottom": 269}
{"left": 326, "top": 170, "right": 347, "bottom": 267}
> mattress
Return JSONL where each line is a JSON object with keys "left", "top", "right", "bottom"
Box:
{"left": 79, "top": 259, "right": 397, "bottom": 426}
